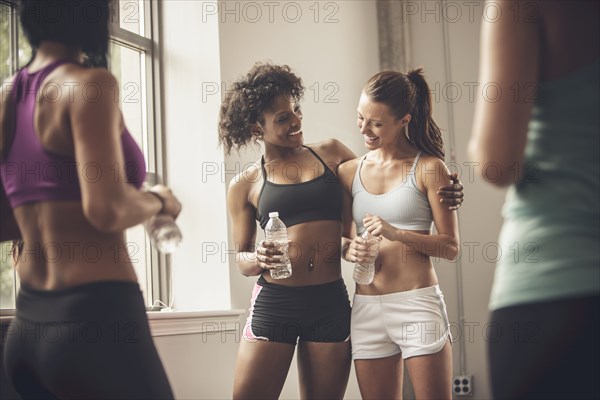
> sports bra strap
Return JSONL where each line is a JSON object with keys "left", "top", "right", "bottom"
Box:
{"left": 260, "top": 155, "right": 268, "bottom": 180}
{"left": 12, "top": 68, "right": 26, "bottom": 103}
{"left": 15, "top": 60, "right": 80, "bottom": 102}
{"left": 303, "top": 145, "right": 338, "bottom": 175}
{"left": 409, "top": 151, "right": 422, "bottom": 175}
{"left": 302, "top": 145, "right": 324, "bottom": 165}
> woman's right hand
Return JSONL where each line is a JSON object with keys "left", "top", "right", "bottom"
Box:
{"left": 147, "top": 184, "right": 182, "bottom": 219}
{"left": 346, "top": 235, "right": 377, "bottom": 264}
{"left": 255, "top": 240, "right": 286, "bottom": 271}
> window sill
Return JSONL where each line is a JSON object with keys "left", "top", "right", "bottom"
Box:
{"left": 147, "top": 309, "right": 245, "bottom": 337}
{"left": 0, "top": 309, "right": 246, "bottom": 338}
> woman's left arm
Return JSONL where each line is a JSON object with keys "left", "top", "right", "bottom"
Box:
{"left": 468, "top": 0, "right": 540, "bottom": 187}
{"left": 363, "top": 158, "right": 460, "bottom": 260}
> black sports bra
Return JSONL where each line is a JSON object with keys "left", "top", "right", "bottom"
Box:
{"left": 256, "top": 146, "right": 342, "bottom": 229}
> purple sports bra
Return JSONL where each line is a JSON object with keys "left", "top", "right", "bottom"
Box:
{"left": 0, "top": 60, "right": 146, "bottom": 208}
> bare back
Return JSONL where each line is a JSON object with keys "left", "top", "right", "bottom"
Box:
{"left": 1, "top": 60, "right": 137, "bottom": 289}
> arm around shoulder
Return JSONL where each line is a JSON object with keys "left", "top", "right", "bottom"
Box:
{"left": 318, "top": 138, "right": 357, "bottom": 167}
{"left": 338, "top": 158, "right": 360, "bottom": 260}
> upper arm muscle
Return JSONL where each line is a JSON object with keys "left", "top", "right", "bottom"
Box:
{"left": 227, "top": 178, "right": 257, "bottom": 253}
{"left": 470, "top": 0, "right": 540, "bottom": 185}
{"left": 424, "top": 158, "right": 459, "bottom": 241}
{"left": 338, "top": 159, "right": 359, "bottom": 238}
{"left": 69, "top": 69, "right": 129, "bottom": 220}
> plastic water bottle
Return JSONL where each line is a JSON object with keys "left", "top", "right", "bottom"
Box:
{"left": 146, "top": 214, "right": 182, "bottom": 254}
{"left": 142, "top": 182, "right": 182, "bottom": 254}
{"left": 353, "top": 230, "right": 379, "bottom": 285}
{"left": 264, "top": 212, "right": 292, "bottom": 279}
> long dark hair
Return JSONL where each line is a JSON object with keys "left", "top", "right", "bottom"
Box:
{"left": 363, "top": 68, "right": 445, "bottom": 160}
{"left": 1, "top": 0, "right": 111, "bottom": 160}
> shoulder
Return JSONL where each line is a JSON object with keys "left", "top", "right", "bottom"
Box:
{"left": 338, "top": 157, "right": 361, "bottom": 176}
{"left": 417, "top": 155, "right": 451, "bottom": 188}
{"left": 338, "top": 157, "right": 362, "bottom": 189}
{"left": 227, "top": 159, "right": 261, "bottom": 201}
{"left": 309, "top": 138, "right": 356, "bottom": 165}
{"left": 314, "top": 138, "right": 344, "bottom": 152}
{"left": 65, "top": 68, "right": 124, "bottom": 132}
{"left": 65, "top": 67, "right": 118, "bottom": 103}
{"left": 64, "top": 67, "right": 119, "bottom": 105}
{"left": 69, "top": 66, "right": 118, "bottom": 87}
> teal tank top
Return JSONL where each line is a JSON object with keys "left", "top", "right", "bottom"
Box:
{"left": 489, "top": 59, "right": 600, "bottom": 311}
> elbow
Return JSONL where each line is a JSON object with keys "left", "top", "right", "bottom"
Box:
{"left": 84, "top": 201, "right": 123, "bottom": 233}
{"left": 443, "top": 241, "right": 460, "bottom": 261}
{"left": 236, "top": 259, "right": 262, "bottom": 277}
{"left": 240, "top": 269, "right": 261, "bottom": 278}
{"left": 480, "top": 163, "right": 517, "bottom": 187}
{"left": 469, "top": 140, "right": 519, "bottom": 187}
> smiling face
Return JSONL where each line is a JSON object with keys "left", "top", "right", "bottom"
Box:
{"left": 255, "top": 95, "right": 304, "bottom": 149}
{"left": 357, "top": 92, "right": 410, "bottom": 150}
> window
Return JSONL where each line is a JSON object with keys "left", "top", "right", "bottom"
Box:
{"left": 0, "top": 0, "right": 168, "bottom": 311}
{"left": 1, "top": 0, "right": 30, "bottom": 310}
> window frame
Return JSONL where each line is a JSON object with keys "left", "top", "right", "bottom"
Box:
{"left": 110, "top": 0, "right": 171, "bottom": 309}
{"left": 0, "top": 0, "right": 24, "bottom": 314}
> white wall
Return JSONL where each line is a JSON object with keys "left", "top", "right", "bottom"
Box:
{"left": 161, "top": 1, "right": 231, "bottom": 311}
{"left": 155, "top": 333, "right": 238, "bottom": 399}
{"left": 152, "top": 314, "right": 243, "bottom": 400}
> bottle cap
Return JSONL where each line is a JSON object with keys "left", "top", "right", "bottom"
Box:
{"left": 269, "top": 212, "right": 279, "bottom": 218}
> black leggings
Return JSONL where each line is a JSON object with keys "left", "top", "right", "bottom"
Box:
{"left": 488, "top": 295, "right": 599, "bottom": 400}
{"left": 3, "top": 281, "right": 174, "bottom": 400}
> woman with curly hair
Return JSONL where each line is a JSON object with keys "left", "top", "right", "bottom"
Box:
{"left": 219, "top": 62, "right": 463, "bottom": 399}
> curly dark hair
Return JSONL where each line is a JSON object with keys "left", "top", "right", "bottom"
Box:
{"left": 218, "top": 62, "right": 304, "bottom": 154}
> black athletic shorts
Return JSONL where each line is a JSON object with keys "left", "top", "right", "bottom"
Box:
{"left": 243, "top": 276, "right": 351, "bottom": 344}
{"left": 3, "top": 281, "right": 174, "bottom": 399}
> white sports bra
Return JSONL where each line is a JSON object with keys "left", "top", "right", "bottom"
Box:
{"left": 352, "top": 151, "right": 433, "bottom": 235}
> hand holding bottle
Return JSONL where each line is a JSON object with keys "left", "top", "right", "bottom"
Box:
{"left": 145, "top": 184, "right": 182, "bottom": 219}
{"left": 352, "top": 230, "right": 380, "bottom": 285}
{"left": 259, "top": 212, "right": 292, "bottom": 279}
{"left": 144, "top": 184, "right": 183, "bottom": 254}
{"left": 347, "top": 230, "right": 379, "bottom": 265}
{"left": 256, "top": 240, "right": 289, "bottom": 273}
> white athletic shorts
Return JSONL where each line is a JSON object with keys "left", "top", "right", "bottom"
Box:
{"left": 351, "top": 285, "right": 452, "bottom": 360}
